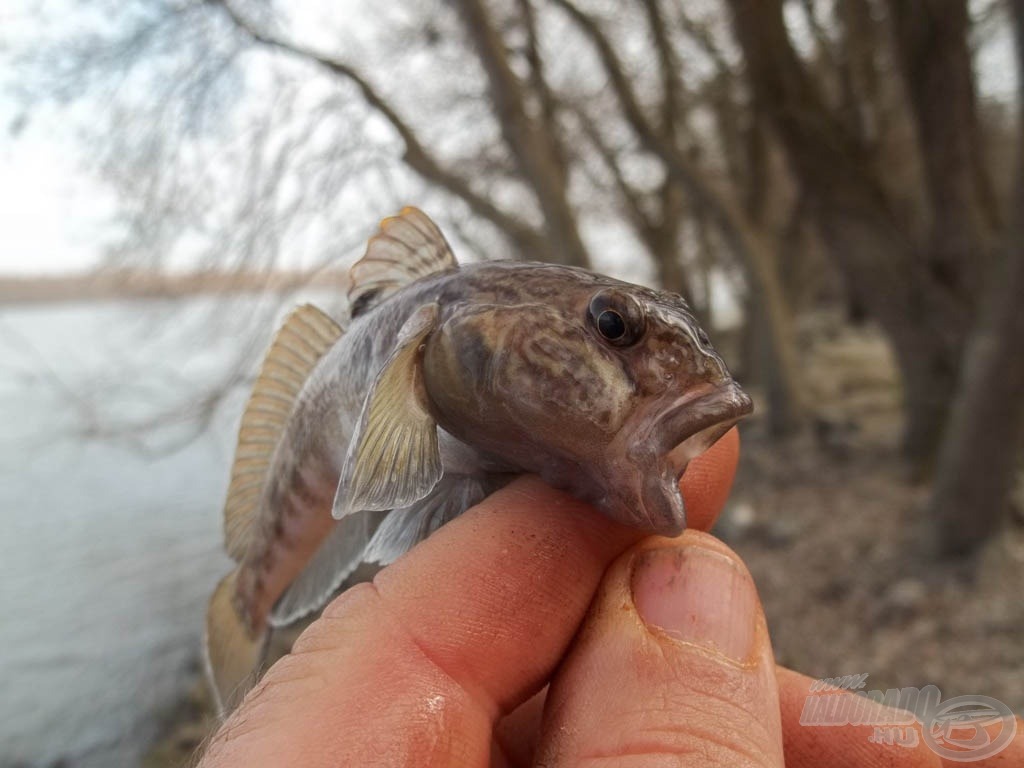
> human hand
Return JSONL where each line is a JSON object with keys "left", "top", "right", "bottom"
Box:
{"left": 199, "top": 428, "right": 1023, "bottom": 767}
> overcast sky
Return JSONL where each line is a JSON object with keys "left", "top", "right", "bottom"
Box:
{"left": 0, "top": 105, "right": 121, "bottom": 275}
{"left": 0, "top": 1, "right": 1019, "bottom": 276}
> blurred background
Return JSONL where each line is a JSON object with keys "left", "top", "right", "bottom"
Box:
{"left": 2, "top": 0, "right": 1023, "bottom": 765}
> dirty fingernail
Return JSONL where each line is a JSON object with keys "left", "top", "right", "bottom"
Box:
{"left": 631, "top": 545, "right": 758, "bottom": 663}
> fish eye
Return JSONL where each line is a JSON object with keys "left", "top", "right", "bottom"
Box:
{"left": 588, "top": 290, "right": 645, "bottom": 347}
{"left": 597, "top": 309, "right": 626, "bottom": 341}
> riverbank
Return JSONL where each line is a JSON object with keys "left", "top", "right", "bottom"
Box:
{"left": 0, "top": 268, "right": 348, "bottom": 304}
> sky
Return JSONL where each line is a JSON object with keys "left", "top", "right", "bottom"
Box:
{"left": 0, "top": 0, "right": 124, "bottom": 275}
{"left": 0, "top": 0, "right": 1019, "bottom": 277}
{"left": 0, "top": 105, "right": 121, "bottom": 275}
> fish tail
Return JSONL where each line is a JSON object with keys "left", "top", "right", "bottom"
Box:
{"left": 203, "top": 569, "right": 268, "bottom": 716}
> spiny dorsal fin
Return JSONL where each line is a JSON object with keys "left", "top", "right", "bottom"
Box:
{"left": 223, "top": 304, "right": 343, "bottom": 560}
{"left": 348, "top": 207, "right": 457, "bottom": 318}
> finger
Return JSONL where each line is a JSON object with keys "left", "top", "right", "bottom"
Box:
{"left": 493, "top": 687, "right": 547, "bottom": 767}
{"left": 953, "top": 718, "right": 1024, "bottom": 767}
{"left": 535, "top": 531, "right": 783, "bottom": 767}
{"left": 680, "top": 425, "right": 741, "bottom": 532}
{"left": 778, "top": 667, "right": 1024, "bottom": 768}
{"left": 491, "top": 432, "right": 741, "bottom": 765}
{"left": 776, "top": 667, "right": 940, "bottom": 767}
{"left": 202, "top": 477, "right": 643, "bottom": 767}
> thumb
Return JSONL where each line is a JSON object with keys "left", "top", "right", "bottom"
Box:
{"left": 535, "top": 531, "right": 782, "bottom": 767}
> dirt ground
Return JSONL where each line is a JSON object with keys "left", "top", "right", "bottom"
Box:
{"left": 727, "top": 433, "right": 1024, "bottom": 712}
{"left": 144, "top": 318, "right": 1024, "bottom": 765}
{"left": 724, "top": 315, "right": 1024, "bottom": 714}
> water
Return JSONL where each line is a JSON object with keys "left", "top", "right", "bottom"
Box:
{"left": 0, "top": 296, "right": 317, "bottom": 767}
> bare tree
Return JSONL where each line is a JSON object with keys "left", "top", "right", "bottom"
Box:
{"left": 725, "top": 0, "right": 1024, "bottom": 553}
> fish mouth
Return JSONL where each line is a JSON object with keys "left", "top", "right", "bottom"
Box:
{"left": 622, "top": 380, "right": 751, "bottom": 537}
{"left": 600, "top": 379, "right": 752, "bottom": 537}
{"left": 659, "top": 382, "right": 754, "bottom": 481}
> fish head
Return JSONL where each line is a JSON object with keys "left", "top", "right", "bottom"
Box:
{"left": 421, "top": 268, "right": 753, "bottom": 536}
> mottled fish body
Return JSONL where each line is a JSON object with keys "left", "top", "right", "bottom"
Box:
{"left": 205, "top": 208, "right": 752, "bottom": 712}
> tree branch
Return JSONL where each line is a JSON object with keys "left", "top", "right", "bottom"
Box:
{"left": 575, "top": 114, "right": 652, "bottom": 235}
{"left": 551, "top": 0, "right": 753, "bottom": 257}
{"left": 641, "top": 0, "right": 685, "bottom": 138}
{"left": 516, "top": 0, "right": 568, "bottom": 174}
{"left": 670, "top": 2, "right": 733, "bottom": 76}
{"left": 798, "top": 0, "right": 841, "bottom": 76}
{"left": 209, "top": 0, "right": 548, "bottom": 259}
{"left": 452, "top": 0, "right": 591, "bottom": 266}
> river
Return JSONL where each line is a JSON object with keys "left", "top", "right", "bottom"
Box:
{"left": 0, "top": 295, "right": 334, "bottom": 767}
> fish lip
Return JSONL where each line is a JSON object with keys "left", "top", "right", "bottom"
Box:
{"left": 603, "top": 379, "right": 752, "bottom": 536}
{"left": 657, "top": 381, "right": 754, "bottom": 480}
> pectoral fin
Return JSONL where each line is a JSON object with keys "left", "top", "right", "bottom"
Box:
{"left": 361, "top": 475, "right": 488, "bottom": 565}
{"left": 268, "top": 510, "right": 384, "bottom": 627}
{"left": 333, "top": 304, "right": 442, "bottom": 519}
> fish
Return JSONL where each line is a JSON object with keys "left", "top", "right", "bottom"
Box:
{"left": 204, "top": 207, "right": 753, "bottom": 713}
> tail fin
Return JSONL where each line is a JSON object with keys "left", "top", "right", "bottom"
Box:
{"left": 204, "top": 569, "right": 268, "bottom": 716}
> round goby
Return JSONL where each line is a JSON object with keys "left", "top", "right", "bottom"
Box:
{"left": 204, "top": 207, "right": 753, "bottom": 714}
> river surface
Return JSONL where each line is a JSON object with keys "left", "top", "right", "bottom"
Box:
{"left": 0, "top": 295, "right": 334, "bottom": 768}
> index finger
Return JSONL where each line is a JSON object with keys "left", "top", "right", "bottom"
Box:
{"left": 681, "top": 425, "right": 741, "bottom": 531}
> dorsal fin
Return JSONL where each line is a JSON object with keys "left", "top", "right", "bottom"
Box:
{"left": 223, "top": 304, "right": 343, "bottom": 560}
{"left": 348, "top": 207, "right": 458, "bottom": 317}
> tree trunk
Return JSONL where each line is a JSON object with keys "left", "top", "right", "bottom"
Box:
{"left": 887, "top": 0, "right": 997, "bottom": 302}
{"left": 927, "top": 227, "right": 1024, "bottom": 556}
{"left": 926, "top": 0, "right": 1024, "bottom": 556}
{"left": 738, "top": 107, "right": 801, "bottom": 437}
{"left": 748, "top": 285, "right": 800, "bottom": 436}
{"left": 729, "top": 221, "right": 803, "bottom": 437}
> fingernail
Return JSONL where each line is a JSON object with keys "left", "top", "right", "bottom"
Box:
{"left": 631, "top": 545, "right": 757, "bottom": 662}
